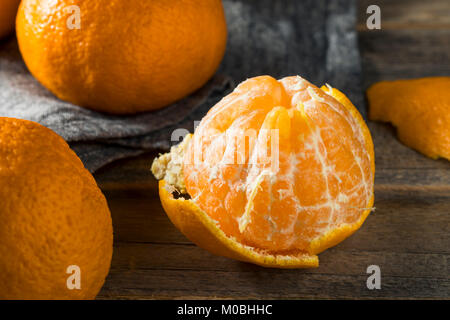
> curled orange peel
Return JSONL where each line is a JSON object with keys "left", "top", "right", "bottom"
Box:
{"left": 367, "top": 77, "right": 450, "bottom": 160}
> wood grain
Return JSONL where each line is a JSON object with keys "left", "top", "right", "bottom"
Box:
{"left": 359, "top": 30, "right": 450, "bottom": 89}
{"left": 358, "top": 0, "right": 450, "bottom": 30}
{"left": 95, "top": 0, "right": 450, "bottom": 299}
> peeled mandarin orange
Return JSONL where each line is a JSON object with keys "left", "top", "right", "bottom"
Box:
{"left": 16, "top": 0, "right": 227, "bottom": 114}
{"left": 0, "top": 118, "right": 113, "bottom": 299}
{"left": 152, "top": 76, "right": 375, "bottom": 268}
{"left": 0, "top": 0, "right": 20, "bottom": 38}
{"left": 368, "top": 77, "right": 450, "bottom": 160}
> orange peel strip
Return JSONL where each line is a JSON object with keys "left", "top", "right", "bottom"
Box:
{"left": 367, "top": 77, "right": 450, "bottom": 160}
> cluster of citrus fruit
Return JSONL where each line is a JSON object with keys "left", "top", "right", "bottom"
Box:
{"left": 0, "top": 0, "right": 447, "bottom": 300}
{"left": 0, "top": 0, "right": 227, "bottom": 300}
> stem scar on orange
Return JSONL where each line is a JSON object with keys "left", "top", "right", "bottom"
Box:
{"left": 152, "top": 75, "right": 375, "bottom": 268}
{"left": 16, "top": 0, "right": 227, "bottom": 114}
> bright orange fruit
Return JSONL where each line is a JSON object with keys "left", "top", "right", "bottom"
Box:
{"left": 368, "top": 77, "right": 450, "bottom": 160}
{"left": 0, "top": 0, "right": 20, "bottom": 38}
{"left": 0, "top": 118, "right": 113, "bottom": 299}
{"left": 153, "top": 76, "right": 375, "bottom": 268}
{"left": 16, "top": 0, "right": 227, "bottom": 114}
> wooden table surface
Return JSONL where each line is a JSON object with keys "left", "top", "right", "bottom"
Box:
{"left": 96, "top": 0, "right": 450, "bottom": 299}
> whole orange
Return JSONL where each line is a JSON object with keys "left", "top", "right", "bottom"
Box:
{"left": 0, "top": 118, "right": 113, "bottom": 299}
{"left": 16, "top": 0, "right": 227, "bottom": 114}
{"left": 0, "top": 0, "right": 20, "bottom": 38}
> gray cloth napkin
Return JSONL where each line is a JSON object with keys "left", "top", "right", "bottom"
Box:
{"left": 0, "top": 0, "right": 363, "bottom": 172}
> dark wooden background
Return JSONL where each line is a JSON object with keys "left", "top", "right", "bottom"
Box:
{"left": 96, "top": 0, "right": 450, "bottom": 299}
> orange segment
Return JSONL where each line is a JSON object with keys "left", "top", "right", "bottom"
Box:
{"left": 368, "top": 77, "right": 450, "bottom": 160}
{"left": 159, "top": 181, "right": 318, "bottom": 268}
{"left": 153, "top": 75, "right": 375, "bottom": 267}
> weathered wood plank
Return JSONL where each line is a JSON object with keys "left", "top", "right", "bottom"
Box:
{"left": 98, "top": 269, "right": 449, "bottom": 299}
{"left": 357, "top": 0, "right": 450, "bottom": 30}
{"left": 108, "top": 243, "right": 448, "bottom": 279}
{"left": 369, "top": 123, "right": 450, "bottom": 170}
{"left": 358, "top": 29, "right": 450, "bottom": 88}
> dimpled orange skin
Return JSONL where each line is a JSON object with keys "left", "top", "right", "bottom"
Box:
{"left": 368, "top": 77, "right": 450, "bottom": 160}
{"left": 0, "top": 0, "right": 20, "bottom": 38}
{"left": 0, "top": 118, "right": 113, "bottom": 299}
{"left": 183, "top": 76, "right": 375, "bottom": 257}
{"left": 16, "top": 0, "right": 227, "bottom": 114}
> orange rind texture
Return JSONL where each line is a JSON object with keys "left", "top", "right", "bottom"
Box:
{"left": 0, "top": 117, "right": 113, "bottom": 299}
{"left": 368, "top": 77, "right": 450, "bottom": 160}
{"left": 154, "top": 75, "right": 375, "bottom": 268}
